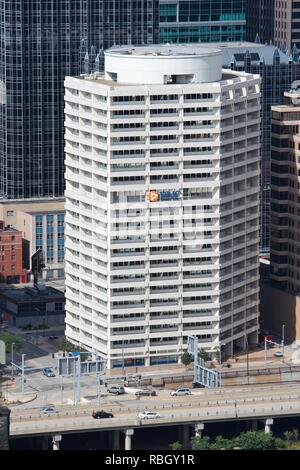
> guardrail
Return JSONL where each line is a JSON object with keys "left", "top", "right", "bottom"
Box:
{"left": 10, "top": 401, "right": 300, "bottom": 437}
{"left": 10, "top": 392, "right": 300, "bottom": 423}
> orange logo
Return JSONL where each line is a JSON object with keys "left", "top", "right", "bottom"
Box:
{"left": 147, "top": 190, "right": 159, "bottom": 203}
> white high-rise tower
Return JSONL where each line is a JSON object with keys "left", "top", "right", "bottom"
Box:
{"left": 64, "top": 45, "right": 261, "bottom": 368}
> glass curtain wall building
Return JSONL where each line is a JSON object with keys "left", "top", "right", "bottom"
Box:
{"left": 0, "top": 1, "right": 159, "bottom": 200}
{"left": 160, "top": 0, "right": 246, "bottom": 44}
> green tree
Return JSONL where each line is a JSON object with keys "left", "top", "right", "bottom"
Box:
{"left": 169, "top": 441, "right": 183, "bottom": 450}
{"left": 181, "top": 351, "right": 193, "bottom": 367}
{"left": 0, "top": 332, "right": 22, "bottom": 353}
{"left": 283, "top": 431, "right": 294, "bottom": 445}
{"left": 210, "top": 435, "right": 236, "bottom": 450}
{"left": 236, "top": 431, "right": 285, "bottom": 451}
{"left": 191, "top": 436, "right": 211, "bottom": 450}
{"left": 198, "top": 348, "right": 209, "bottom": 363}
{"left": 59, "top": 338, "right": 88, "bottom": 361}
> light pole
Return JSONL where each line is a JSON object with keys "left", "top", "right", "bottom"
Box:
{"left": 21, "top": 354, "right": 26, "bottom": 395}
{"left": 122, "top": 340, "right": 125, "bottom": 377}
{"left": 11, "top": 342, "right": 15, "bottom": 380}
{"left": 60, "top": 376, "right": 64, "bottom": 405}
{"left": 282, "top": 324, "right": 285, "bottom": 359}
{"left": 245, "top": 336, "right": 249, "bottom": 385}
{"left": 219, "top": 343, "right": 225, "bottom": 388}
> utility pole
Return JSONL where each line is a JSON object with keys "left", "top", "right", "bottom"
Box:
{"left": 75, "top": 355, "right": 81, "bottom": 405}
{"left": 21, "top": 354, "right": 26, "bottom": 395}
{"left": 11, "top": 342, "right": 15, "bottom": 380}
{"left": 245, "top": 336, "right": 249, "bottom": 385}
{"left": 97, "top": 374, "right": 100, "bottom": 406}
{"left": 282, "top": 324, "right": 285, "bottom": 359}
{"left": 60, "top": 376, "right": 64, "bottom": 405}
{"left": 264, "top": 337, "right": 267, "bottom": 367}
{"left": 122, "top": 340, "right": 125, "bottom": 377}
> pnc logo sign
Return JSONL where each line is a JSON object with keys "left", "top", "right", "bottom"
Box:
{"left": 146, "top": 190, "right": 182, "bottom": 203}
{"left": 146, "top": 190, "right": 160, "bottom": 202}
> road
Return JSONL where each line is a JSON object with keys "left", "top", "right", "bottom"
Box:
{"left": 9, "top": 383, "right": 300, "bottom": 437}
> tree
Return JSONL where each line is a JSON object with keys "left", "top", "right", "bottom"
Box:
{"left": 169, "top": 441, "right": 183, "bottom": 450}
{"left": 210, "top": 435, "right": 236, "bottom": 450}
{"left": 198, "top": 348, "right": 209, "bottom": 363}
{"left": 181, "top": 351, "right": 193, "bottom": 367}
{"left": 59, "top": 338, "right": 88, "bottom": 361}
{"left": 0, "top": 332, "right": 22, "bottom": 353}
{"left": 191, "top": 436, "right": 210, "bottom": 450}
{"left": 284, "top": 431, "right": 294, "bottom": 445}
{"left": 236, "top": 431, "right": 285, "bottom": 451}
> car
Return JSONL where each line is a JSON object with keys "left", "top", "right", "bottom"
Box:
{"left": 170, "top": 387, "right": 191, "bottom": 396}
{"left": 41, "top": 406, "right": 58, "bottom": 414}
{"left": 107, "top": 385, "right": 125, "bottom": 395}
{"left": 48, "top": 335, "right": 58, "bottom": 340}
{"left": 274, "top": 351, "right": 284, "bottom": 357}
{"left": 43, "top": 368, "right": 56, "bottom": 377}
{"left": 135, "top": 389, "right": 157, "bottom": 397}
{"left": 138, "top": 411, "right": 161, "bottom": 419}
{"left": 92, "top": 410, "right": 114, "bottom": 419}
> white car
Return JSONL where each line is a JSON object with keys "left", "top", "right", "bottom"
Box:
{"left": 170, "top": 387, "right": 192, "bottom": 396}
{"left": 138, "top": 411, "right": 161, "bottom": 419}
{"left": 41, "top": 406, "right": 58, "bottom": 414}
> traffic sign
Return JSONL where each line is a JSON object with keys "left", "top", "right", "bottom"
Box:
{"left": 57, "top": 357, "right": 106, "bottom": 376}
{"left": 187, "top": 335, "right": 198, "bottom": 357}
{"left": 194, "top": 364, "right": 219, "bottom": 388}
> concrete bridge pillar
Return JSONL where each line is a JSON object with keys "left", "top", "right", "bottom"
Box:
{"left": 195, "top": 423, "right": 205, "bottom": 439}
{"left": 178, "top": 425, "right": 190, "bottom": 448}
{"left": 52, "top": 434, "right": 62, "bottom": 450}
{"left": 41, "top": 436, "right": 49, "bottom": 450}
{"left": 113, "top": 430, "right": 120, "bottom": 450}
{"left": 264, "top": 418, "right": 273, "bottom": 434}
{"left": 251, "top": 420, "right": 258, "bottom": 431}
{"left": 124, "top": 429, "right": 134, "bottom": 451}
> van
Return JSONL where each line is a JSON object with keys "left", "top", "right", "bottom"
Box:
{"left": 107, "top": 384, "right": 125, "bottom": 395}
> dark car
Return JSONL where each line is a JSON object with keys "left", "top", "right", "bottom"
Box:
{"left": 92, "top": 410, "right": 114, "bottom": 419}
{"left": 48, "top": 335, "right": 58, "bottom": 340}
{"left": 135, "top": 389, "right": 157, "bottom": 397}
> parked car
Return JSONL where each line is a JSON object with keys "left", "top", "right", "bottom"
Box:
{"left": 170, "top": 387, "right": 191, "bottom": 396}
{"left": 48, "top": 335, "right": 58, "bottom": 340}
{"left": 138, "top": 411, "right": 161, "bottom": 419}
{"left": 43, "top": 368, "right": 55, "bottom": 377}
{"left": 41, "top": 406, "right": 58, "bottom": 414}
{"left": 92, "top": 410, "right": 114, "bottom": 419}
{"left": 274, "top": 351, "right": 284, "bottom": 357}
{"left": 135, "top": 389, "right": 157, "bottom": 397}
{"left": 107, "top": 384, "right": 125, "bottom": 395}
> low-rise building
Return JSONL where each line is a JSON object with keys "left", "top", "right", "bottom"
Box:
{"left": 0, "top": 199, "right": 65, "bottom": 280}
{"left": 0, "top": 221, "right": 25, "bottom": 284}
{"left": 0, "top": 284, "right": 65, "bottom": 328}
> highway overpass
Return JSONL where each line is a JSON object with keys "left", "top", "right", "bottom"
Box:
{"left": 9, "top": 383, "right": 300, "bottom": 449}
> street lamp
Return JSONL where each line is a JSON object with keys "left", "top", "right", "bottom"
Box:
{"left": 282, "top": 324, "right": 285, "bottom": 359}
{"left": 11, "top": 342, "right": 15, "bottom": 380}
{"left": 218, "top": 343, "right": 226, "bottom": 388}
{"left": 21, "top": 354, "right": 26, "bottom": 395}
{"left": 245, "top": 336, "right": 249, "bottom": 385}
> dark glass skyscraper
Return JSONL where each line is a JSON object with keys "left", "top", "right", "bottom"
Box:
{"left": 246, "top": 0, "right": 275, "bottom": 44}
{"left": 0, "top": 1, "right": 159, "bottom": 199}
{"left": 160, "top": 0, "right": 246, "bottom": 44}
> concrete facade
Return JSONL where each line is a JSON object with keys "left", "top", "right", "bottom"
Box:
{"left": 64, "top": 45, "right": 261, "bottom": 368}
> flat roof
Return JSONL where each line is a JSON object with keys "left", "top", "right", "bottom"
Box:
{"left": 0, "top": 286, "right": 64, "bottom": 304}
